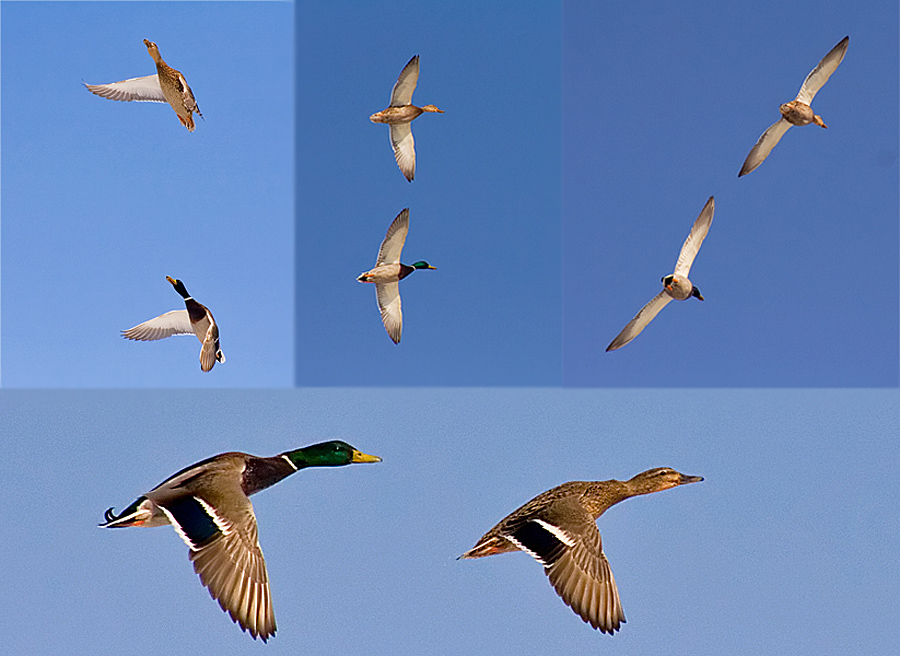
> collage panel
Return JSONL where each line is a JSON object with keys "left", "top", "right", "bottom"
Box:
{"left": 2, "top": 388, "right": 898, "bottom": 654}
{"left": 562, "top": 0, "right": 899, "bottom": 386}
{"left": 1, "top": 1, "right": 294, "bottom": 388}
{"left": 296, "top": 1, "right": 562, "bottom": 386}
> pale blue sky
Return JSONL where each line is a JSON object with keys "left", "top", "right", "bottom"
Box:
{"left": 2, "top": 388, "right": 898, "bottom": 655}
{"left": 2, "top": 1, "right": 294, "bottom": 387}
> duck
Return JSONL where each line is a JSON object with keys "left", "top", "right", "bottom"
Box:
{"left": 370, "top": 55, "right": 443, "bottom": 181}
{"left": 459, "top": 467, "right": 703, "bottom": 634}
{"left": 122, "top": 276, "right": 224, "bottom": 372}
{"left": 357, "top": 208, "right": 436, "bottom": 344}
{"left": 606, "top": 196, "right": 714, "bottom": 352}
{"left": 739, "top": 36, "right": 849, "bottom": 176}
{"left": 101, "top": 440, "right": 382, "bottom": 642}
{"left": 84, "top": 39, "right": 203, "bottom": 131}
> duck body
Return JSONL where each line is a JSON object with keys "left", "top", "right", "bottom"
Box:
{"left": 84, "top": 39, "right": 202, "bottom": 131}
{"left": 102, "top": 441, "right": 382, "bottom": 642}
{"left": 460, "top": 468, "right": 703, "bottom": 634}
{"left": 122, "top": 276, "right": 224, "bottom": 372}
{"left": 357, "top": 209, "right": 435, "bottom": 344}
{"left": 356, "top": 262, "right": 419, "bottom": 284}
{"left": 143, "top": 39, "right": 203, "bottom": 131}
{"left": 739, "top": 36, "right": 848, "bottom": 176}
{"left": 370, "top": 55, "right": 443, "bottom": 181}
{"left": 606, "top": 197, "right": 714, "bottom": 351}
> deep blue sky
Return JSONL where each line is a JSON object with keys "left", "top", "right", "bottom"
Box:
{"left": 2, "top": 388, "right": 898, "bottom": 655}
{"left": 296, "top": 1, "right": 561, "bottom": 385}
{"left": 564, "top": 0, "right": 898, "bottom": 386}
{"left": 2, "top": 1, "right": 294, "bottom": 387}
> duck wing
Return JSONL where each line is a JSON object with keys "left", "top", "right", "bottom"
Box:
{"left": 505, "top": 496, "right": 625, "bottom": 634}
{"left": 674, "top": 196, "right": 714, "bottom": 278}
{"left": 389, "top": 55, "right": 420, "bottom": 107}
{"left": 84, "top": 74, "right": 166, "bottom": 103}
{"left": 199, "top": 322, "right": 222, "bottom": 372}
{"left": 796, "top": 36, "right": 849, "bottom": 105}
{"left": 606, "top": 292, "right": 672, "bottom": 352}
{"left": 148, "top": 465, "right": 276, "bottom": 642}
{"left": 122, "top": 309, "right": 193, "bottom": 341}
{"left": 376, "top": 209, "right": 410, "bottom": 266}
{"left": 739, "top": 118, "right": 792, "bottom": 177}
{"left": 375, "top": 282, "right": 403, "bottom": 344}
{"left": 389, "top": 123, "right": 416, "bottom": 181}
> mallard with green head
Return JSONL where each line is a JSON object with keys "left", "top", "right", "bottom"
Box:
{"left": 459, "top": 467, "right": 703, "bottom": 634}
{"left": 606, "top": 196, "right": 714, "bottom": 351}
{"left": 357, "top": 208, "right": 435, "bottom": 344}
{"left": 122, "top": 276, "right": 225, "bottom": 372}
{"left": 84, "top": 39, "right": 202, "bottom": 131}
{"left": 101, "top": 440, "right": 382, "bottom": 642}
{"left": 370, "top": 55, "right": 443, "bottom": 181}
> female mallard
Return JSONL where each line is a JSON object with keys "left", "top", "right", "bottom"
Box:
{"left": 122, "top": 276, "right": 224, "bottom": 372}
{"left": 370, "top": 55, "right": 443, "bottom": 181}
{"left": 101, "top": 440, "right": 382, "bottom": 642}
{"left": 459, "top": 467, "right": 703, "bottom": 634}
{"left": 606, "top": 196, "right": 714, "bottom": 351}
{"left": 84, "top": 39, "right": 202, "bottom": 131}
{"left": 739, "top": 36, "right": 848, "bottom": 176}
{"left": 357, "top": 208, "right": 435, "bottom": 344}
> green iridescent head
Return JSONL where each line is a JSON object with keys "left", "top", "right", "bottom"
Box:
{"left": 410, "top": 261, "right": 436, "bottom": 270}
{"left": 285, "top": 440, "right": 382, "bottom": 468}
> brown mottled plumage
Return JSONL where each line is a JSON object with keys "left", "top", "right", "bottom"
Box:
{"left": 460, "top": 467, "right": 703, "bottom": 634}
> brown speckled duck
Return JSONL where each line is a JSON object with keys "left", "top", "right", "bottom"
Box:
{"left": 739, "top": 36, "right": 848, "bottom": 176}
{"left": 460, "top": 467, "right": 703, "bottom": 634}
{"left": 84, "top": 39, "right": 202, "bottom": 131}
{"left": 369, "top": 55, "right": 443, "bottom": 181}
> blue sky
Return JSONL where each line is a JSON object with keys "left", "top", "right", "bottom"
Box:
{"left": 562, "top": 0, "right": 898, "bottom": 386}
{"left": 296, "top": 1, "right": 561, "bottom": 386}
{"left": 1, "top": 1, "right": 294, "bottom": 387}
{"left": 1, "top": 1, "right": 899, "bottom": 656}
{"left": 2, "top": 388, "right": 898, "bottom": 655}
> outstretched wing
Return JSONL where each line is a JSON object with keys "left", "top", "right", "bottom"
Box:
{"left": 606, "top": 292, "right": 672, "bottom": 352}
{"left": 674, "top": 196, "right": 714, "bottom": 278}
{"left": 84, "top": 74, "right": 166, "bottom": 103}
{"left": 796, "top": 36, "right": 849, "bottom": 105}
{"left": 389, "top": 123, "right": 416, "bottom": 181}
{"left": 375, "top": 282, "right": 403, "bottom": 344}
{"left": 390, "top": 55, "right": 420, "bottom": 107}
{"left": 739, "top": 118, "right": 792, "bottom": 177}
{"left": 122, "top": 309, "right": 193, "bottom": 341}
{"left": 376, "top": 209, "right": 410, "bottom": 266}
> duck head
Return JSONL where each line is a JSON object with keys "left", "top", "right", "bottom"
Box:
{"left": 166, "top": 276, "right": 191, "bottom": 299}
{"left": 627, "top": 467, "right": 704, "bottom": 495}
{"left": 420, "top": 104, "right": 444, "bottom": 114}
{"left": 691, "top": 286, "right": 704, "bottom": 301}
{"left": 411, "top": 261, "right": 437, "bottom": 271}
{"left": 283, "top": 440, "right": 382, "bottom": 469}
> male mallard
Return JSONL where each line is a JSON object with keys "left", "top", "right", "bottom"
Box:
{"left": 606, "top": 196, "right": 714, "bottom": 352}
{"left": 84, "top": 39, "right": 203, "bottom": 131}
{"left": 459, "top": 467, "right": 703, "bottom": 634}
{"left": 739, "top": 36, "right": 849, "bottom": 176}
{"left": 357, "top": 208, "right": 436, "bottom": 344}
{"left": 101, "top": 440, "right": 381, "bottom": 642}
{"left": 370, "top": 55, "right": 444, "bottom": 181}
{"left": 122, "top": 276, "right": 224, "bottom": 372}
